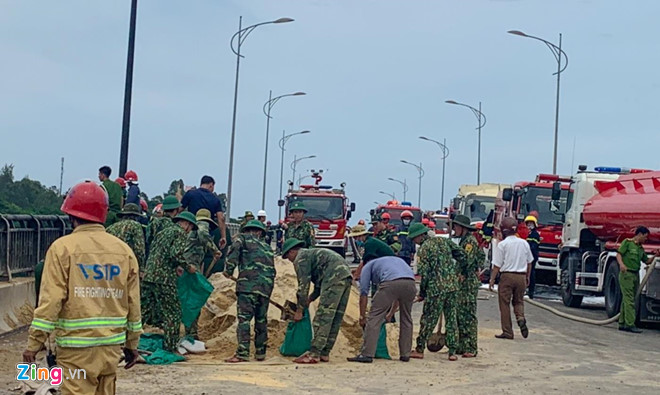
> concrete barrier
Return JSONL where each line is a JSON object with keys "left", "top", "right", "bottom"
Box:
{"left": 0, "top": 278, "right": 35, "bottom": 336}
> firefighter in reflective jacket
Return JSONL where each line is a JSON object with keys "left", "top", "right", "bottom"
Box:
{"left": 23, "top": 181, "right": 142, "bottom": 395}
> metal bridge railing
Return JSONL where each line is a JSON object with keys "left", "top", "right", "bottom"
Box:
{"left": 0, "top": 214, "right": 71, "bottom": 280}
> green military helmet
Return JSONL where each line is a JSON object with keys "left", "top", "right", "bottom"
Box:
{"left": 242, "top": 219, "right": 266, "bottom": 233}
{"left": 243, "top": 210, "right": 255, "bottom": 219}
{"left": 118, "top": 203, "right": 142, "bottom": 217}
{"left": 407, "top": 222, "right": 429, "bottom": 239}
{"left": 363, "top": 238, "right": 395, "bottom": 262}
{"left": 173, "top": 211, "right": 198, "bottom": 229}
{"left": 451, "top": 214, "right": 476, "bottom": 231}
{"left": 282, "top": 238, "right": 305, "bottom": 256}
{"left": 289, "top": 201, "right": 307, "bottom": 213}
{"left": 162, "top": 195, "right": 182, "bottom": 211}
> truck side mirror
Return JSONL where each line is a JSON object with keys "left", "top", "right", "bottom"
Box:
{"left": 369, "top": 209, "right": 375, "bottom": 216}
{"left": 551, "top": 182, "right": 562, "bottom": 201}
{"left": 350, "top": 202, "right": 356, "bottom": 212}
{"left": 277, "top": 199, "right": 285, "bottom": 207}
{"left": 346, "top": 211, "right": 352, "bottom": 220}
{"left": 452, "top": 197, "right": 461, "bottom": 210}
{"left": 502, "top": 188, "right": 513, "bottom": 202}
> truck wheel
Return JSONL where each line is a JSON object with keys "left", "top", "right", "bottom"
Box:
{"left": 604, "top": 263, "right": 621, "bottom": 318}
{"left": 560, "top": 256, "right": 583, "bottom": 308}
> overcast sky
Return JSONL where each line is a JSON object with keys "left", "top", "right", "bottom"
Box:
{"left": 2, "top": 0, "right": 659, "bottom": 220}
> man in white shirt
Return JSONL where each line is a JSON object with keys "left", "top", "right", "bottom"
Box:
{"left": 489, "top": 217, "right": 533, "bottom": 340}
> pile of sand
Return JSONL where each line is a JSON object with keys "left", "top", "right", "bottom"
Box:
{"left": 197, "top": 257, "right": 402, "bottom": 360}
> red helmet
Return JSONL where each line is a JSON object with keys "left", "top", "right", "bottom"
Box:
{"left": 140, "top": 198, "right": 148, "bottom": 212}
{"left": 401, "top": 210, "right": 413, "bottom": 219}
{"left": 381, "top": 213, "right": 391, "bottom": 220}
{"left": 153, "top": 203, "right": 163, "bottom": 214}
{"left": 428, "top": 221, "right": 436, "bottom": 228}
{"left": 124, "top": 170, "right": 138, "bottom": 182}
{"left": 115, "top": 177, "right": 126, "bottom": 188}
{"left": 358, "top": 219, "right": 365, "bottom": 225}
{"left": 61, "top": 181, "right": 109, "bottom": 223}
{"left": 422, "top": 218, "right": 430, "bottom": 225}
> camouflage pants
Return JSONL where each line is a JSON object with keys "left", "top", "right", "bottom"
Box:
{"left": 141, "top": 281, "right": 181, "bottom": 352}
{"left": 456, "top": 284, "right": 479, "bottom": 355}
{"left": 236, "top": 292, "right": 270, "bottom": 360}
{"left": 310, "top": 278, "right": 352, "bottom": 358}
{"left": 185, "top": 315, "right": 199, "bottom": 339}
{"left": 416, "top": 291, "right": 458, "bottom": 355}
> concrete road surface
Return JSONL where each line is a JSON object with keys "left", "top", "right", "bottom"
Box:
{"left": 1, "top": 287, "right": 658, "bottom": 394}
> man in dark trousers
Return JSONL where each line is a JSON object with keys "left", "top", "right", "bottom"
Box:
{"left": 524, "top": 215, "right": 540, "bottom": 299}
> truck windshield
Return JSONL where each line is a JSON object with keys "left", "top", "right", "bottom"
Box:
{"left": 288, "top": 196, "right": 344, "bottom": 220}
{"left": 379, "top": 208, "right": 423, "bottom": 227}
{"left": 462, "top": 196, "right": 495, "bottom": 222}
{"left": 520, "top": 186, "right": 569, "bottom": 225}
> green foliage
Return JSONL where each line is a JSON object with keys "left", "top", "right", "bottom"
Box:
{"left": 0, "top": 164, "right": 63, "bottom": 214}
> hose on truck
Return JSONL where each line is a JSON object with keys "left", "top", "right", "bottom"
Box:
{"left": 486, "top": 262, "right": 656, "bottom": 326}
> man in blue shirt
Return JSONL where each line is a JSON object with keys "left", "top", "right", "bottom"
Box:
{"left": 181, "top": 175, "right": 227, "bottom": 248}
{"left": 347, "top": 243, "right": 417, "bottom": 363}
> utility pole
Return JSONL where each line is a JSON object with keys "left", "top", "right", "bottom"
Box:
{"left": 119, "top": 0, "right": 138, "bottom": 176}
{"left": 59, "top": 157, "right": 64, "bottom": 196}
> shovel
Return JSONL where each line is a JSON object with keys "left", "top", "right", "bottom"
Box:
{"left": 226, "top": 275, "right": 297, "bottom": 320}
{"left": 427, "top": 313, "right": 446, "bottom": 352}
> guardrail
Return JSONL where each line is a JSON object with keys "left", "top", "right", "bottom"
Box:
{"left": 0, "top": 214, "right": 71, "bottom": 280}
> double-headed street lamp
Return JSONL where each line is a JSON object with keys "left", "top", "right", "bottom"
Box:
{"left": 387, "top": 178, "right": 408, "bottom": 201}
{"left": 379, "top": 191, "right": 396, "bottom": 200}
{"left": 401, "top": 160, "right": 425, "bottom": 208}
{"left": 419, "top": 136, "right": 449, "bottom": 209}
{"left": 445, "top": 100, "right": 486, "bottom": 184}
{"left": 261, "top": 90, "right": 306, "bottom": 210}
{"left": 226, "top": 16, "right": 294, "bottom": 218}
{"left": 291, "top": 155, "right": 316, "bottom": 192}
{"left": 508, "top": 30, "right": 568, "bottom": 175}
{"left": 278, "top": 130, "right": 310, "bottom": 220}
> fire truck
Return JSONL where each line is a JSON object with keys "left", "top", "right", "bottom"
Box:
{"left": 553, "top": 166, "right": 660, "bottom": 323}
{"left": 279, "top": 171, "right": 355, "bottom": 256}
{"left": 497, "top": 174, "right": 572, "bottom": 283}
{"left": 452, "top": 183, "right": 510, "bottom": 226}
{"left": 370, "top": 200, "right": 423, "bottom": 227}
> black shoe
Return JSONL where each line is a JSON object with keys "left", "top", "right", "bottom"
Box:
{"left": 399, "top": 356, "right": 410, "bottom": 362}
{"left": 518, "top": 319, "right": 529, "bottom": 339}
{"left": 618, "top": 325, "right": 627, "bottom": 331}
{"left": 495, "top": 333, "right": 513, "bottom": 340}
{"left": 347, "top": 354, "right": 373, "bottom": 363}
{"left": 627, "top": 326, "right": 643, "bottom": 334}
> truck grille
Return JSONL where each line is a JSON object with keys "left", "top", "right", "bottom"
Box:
{"left": 315, "top": 229, "right": 337, "bottom": 238}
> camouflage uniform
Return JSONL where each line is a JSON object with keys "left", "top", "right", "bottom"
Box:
{"left": 456, "top": 233, "right": 485, "bottom": 355}
{"left": 294, "top": 248, "right": 352, "bottom": 358}
{"left": 375, "top": 228, "right": 401, "bottom": 254}
{"left": 224, "top": 233, "right": 275, "bottom": 360}
{"left": 285, "top": 220, "right": 316, "bottom": 249}
{"left": 146, "top": 215, "right": 176, "bottom": 247}
{"left": 107, "top": 219, "right": 146, "bottom": 271}
{"left": 141, "top": 225, "right": 188, "bottom": 351}
{"left": 415, "top": 236, "right": 467, "bottom": 355}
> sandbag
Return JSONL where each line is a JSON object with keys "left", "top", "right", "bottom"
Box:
{"left": 279, "top": 308, "right": 312, "bottom": 357}
{"left": 374, "top": 323, "right": 391, "bottom": 359}
{"left": 178, "top": 271, "right": 215, "bottom": 328}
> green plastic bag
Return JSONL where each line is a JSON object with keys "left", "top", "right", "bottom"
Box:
{"left": 138, "top": 333, "right": 186, "bottom": 365}
{"left": 177, "top": 271, "right": 215, "bottom": 328}
{"left": 279, "top": 308, "right": 312, "bottom": 357}
{"left": 143, "top": 349, "right": 186, "bottom": 365}
{"left": 138, "top": 333, "right": 165, "bottom": 352}
{"left": 375, "top": 323, "right": 391, "bottom": 359}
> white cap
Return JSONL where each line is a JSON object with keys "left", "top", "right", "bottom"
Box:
{"left": 257, "top": 210, "right": 267, "bottom": 217}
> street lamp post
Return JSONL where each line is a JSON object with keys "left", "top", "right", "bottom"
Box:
{"left": 291, "top": 155, "right": 316, "bottom": 191}
{"left": 508, "top": 30, "right": 568, "bottom": 174}
{"left": 419, "top": 136, "right": 449, "bottom": 208}
{"left": 387, "top": 177, "right": 408, "bottom": 201}
{"left": 401, "top": 160, "right": 425, "bottom": 208}
{"left": 379, "top": 191, "right": 396, "bottom": 200}
{"left": 118, "top": 0, "right": 138, "bottom": 176}
{"left": 261, "top": 90, "right": 306, "bottom": 210}
{"left": 278, "top": 130, "right": 310, "bottom": 220}
{"left": 445, "top": 100, "right": 486, "bottom": 184}
{"left": 226, "top": 16, "right": 294, "bottom": 218}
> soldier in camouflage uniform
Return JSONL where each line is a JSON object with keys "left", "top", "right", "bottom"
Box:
{"left": 452, "top": 215, "right": 485, "bottom": 358}
{"left": 223, "top": 220, "right": 275, "bottom": 363}
{"left": 106, "top": 203, "right": 146, "bottom": 272}
{"left": 407, "top": 223, "right": 467, "bottom": 361}
{"left": 146, "top": 195, "right": 182, "bottom": 248}
{"left": 283, "top": 201, "right": 315, "bottom": 248}
{"left": 141, "top": 211, "right": 197, "bottom": 351}
{"left": 371, "top": 214, "right": 401, "bottom": 254}
{"left": 238, "top": 211, "right": 255, "bottom": 231}
{"left": 282, "top": 238, "right": 352, "bottom": 364}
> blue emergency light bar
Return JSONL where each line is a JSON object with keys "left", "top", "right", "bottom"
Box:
{"left": 318, "top": 185, "right": 333, "bottom": 189}
{"left": 401, "top": 201, "right": 412, "bottom": 206}
{"left": 594, "top": 167, "right": 629, "bottom": 173}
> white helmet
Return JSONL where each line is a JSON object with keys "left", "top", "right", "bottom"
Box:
{"left": 257, "top": 210, "right": 267, "bottom": 217}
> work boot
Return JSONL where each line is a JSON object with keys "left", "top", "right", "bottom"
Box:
{"left": 399, "top": 356, "right": 410, "bottom": 362}
{"left": 627, "top": 326, "right": 643, "bottom": 334}
{"left": 347, "top": 354, "right": 373, "bottom": 363}
{"left": 518, "top": 319, "right": 529, "bottom": 339}
{"left": 618, "top": 325, "right": 627, "bottom": 331}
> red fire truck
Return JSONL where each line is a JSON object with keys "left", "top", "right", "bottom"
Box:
{"left": 497, "top": 174, "right": 572, "bottom": 283}
{"left": 370, "top": 200, "right": 423, "bottom": 227}
{"left": 279, "top": 171, "right": 355, "bottom": 256}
